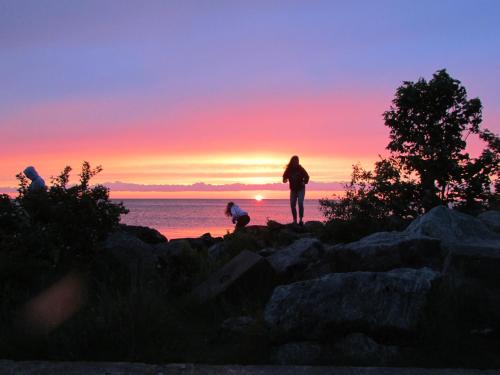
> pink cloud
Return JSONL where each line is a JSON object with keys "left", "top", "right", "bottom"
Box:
{"left": 102, "top": 181, "right": 346, "bottom": 192}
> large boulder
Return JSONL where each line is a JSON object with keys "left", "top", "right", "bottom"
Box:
{"left": 98, "top": 231, "right": 162, "bottom": 288}
{"left": 191, "top": 250, "right": 276, "bottom": 304}
{"left": 270, "top": 334, "right": 401, "bottom": 366}
{"left": 265, "top": 268, "right": 440, "bottom": 342}
{"left": 169, "top": 232, "right": 222, "bottom": 252}
{"left": 329, "top": 232, "right": 442, "bottom": 272}
{"left": 303, "top": 221, "right": 324, "bottom": 233}
{"left": 267, "top": 238, "right": 324, "bottom": 280}
{"left": 213, "top": 315, "right": 270, "bottom": 364}
{"left": 220, "top": 316, "right": 264, "bottom": 336}
{"left": 478, "top": 210, "right": 500, "bottom": 235}
{"left": 156, "top": 240, "right": 205, "bottom": 295}
{"left": 405, "top": 206, "right": 499, "bottom": 248}
{"left": 404, "top": 208, "right": 500, "bottom": 353}
{"left": 406, "top": 207, "right": 500, "bottom": 284}
{"left": 207, "top": 241, "right": 227, "bottom": 263}
{"left": 118, "top": 224, "right": 167, "bottom": 244}
{"left": 270, "top": 341, "right": 323, "bottom": 365}
{"left": 443, "top": 243, "right": 500, "bottom": 283}
{"left": 332, "top": 333, "right": 400, "bottom": 366}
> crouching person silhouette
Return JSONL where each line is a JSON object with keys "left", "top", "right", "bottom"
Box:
{"left": 22, "top": 166, "right": 49, "bottom": 222}
{"left": 23, "top": 166, "right": 46, "bottom": 192}
{"left": 225, "top": 201, "right": 250, "bottom": 232}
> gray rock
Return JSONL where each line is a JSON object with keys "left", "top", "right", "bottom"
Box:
{"left": 406, "top": 207, "right": 500, "bottom": 287}
{"left": 405, "top": 207, "right": 500, "bottom": 284}
{"left": 304, "top": 220, "right": 324, "bottom": 233}
{"left": 169, "top": 233, "right": 222, "bottom": 252}
{"left": 275, "top": 228, "right": 301, "bottom": 246}
{"left": 443, "top": 243, "right": 500, "bottom": 282}
{"left": 270, "top": 341, "right": 323, "bottom": 365}
{"left": 267, "top": 238, "right": 324, "bottom": 280}
{"left": 156, "top": 240, "right": 204, "bottom": 294}
{"left": 271, "top": 334, "right": 400, "bottom": 366}
{"left": 258, "top": 247, "right": 277, "bottom": 257}
{"left": 478, "top": 210, "right": 500, "bottom": 234}
{"left": 118, "top": 224, "right": 167, "bottom": 244}
{"left": 300, "top": 259, "right": 335, "bottom": 281}
{"left": 99, "top": 232, "right": 160, "bottom": 287}
{"left": 191, "top": 250, "right": 276, "bottom": 303}
{"left": 207, "top": 242, "right": 227, "bottom": 263}
{"left": 330, "top": 232, "right": 442, "bottom": 272}
{"left": 220, "top": 316, "right": 264, "bottom": 336}
{"left": 266, "top": 220, "right": 285, "bottom": 230}
{"left": 405, "top": 206, "right": 500, "bottom": 248}
{"left": 265, "top": 268, "right": 440, "bottom": 342}
{"left": 332, "top": 333, "right": 400, "bottom": 366}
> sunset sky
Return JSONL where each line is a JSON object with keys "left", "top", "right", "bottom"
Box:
{"left": 1, "top": 1, "right": 499, "bottom": 199}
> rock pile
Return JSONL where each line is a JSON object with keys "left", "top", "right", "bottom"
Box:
{"left": 101, "top": 207, "right": 500, "bottom": 367}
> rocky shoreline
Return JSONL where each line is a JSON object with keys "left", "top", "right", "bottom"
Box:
{"left": 93, "top": 206, "right": 500, "bottom": 367}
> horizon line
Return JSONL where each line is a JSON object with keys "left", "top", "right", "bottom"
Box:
{"left": 0, "top": 180, "right": 347, "bottom": 193}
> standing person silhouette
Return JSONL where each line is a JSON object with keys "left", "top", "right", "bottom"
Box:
{"left": 283, "top": 156, "right": 309, "bottom": 225}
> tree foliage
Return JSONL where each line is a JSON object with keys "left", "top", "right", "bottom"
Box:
{"left": 319, "top": 159, "right": 416, "bottom": 241}
{"left": 321, "top": 69, "right": 499, "bottom": 230}
{"left": 0, "top": 162, "right": 128, "bottom": 266}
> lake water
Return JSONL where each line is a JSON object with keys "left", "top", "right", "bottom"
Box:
{"left": 118, "top": 199, "right": 325, "bottom": 239}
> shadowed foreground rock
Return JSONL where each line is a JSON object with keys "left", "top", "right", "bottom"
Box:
{"left": 3, "top": 206, "right": 500, "bottom": 368}
{"left": 267, "top": 238, "right": 324, "bottom": 280}
{"left": 405, "top": 206, "right": 500, "bottom": 248}
{"left": 119, "top": 224, "right": 167, "bottom": 244}
{"left": 98, "top": 231, "right": 163, "bottom": 288}
{"left": 265, "top": 268, "right": 440, "bottom": 342}
{"left": 1, "top": 361, "right": 499, "bottom": 375}
{"left": 478, "top": 210, "right": 500, "bottom": 234}
{"left": 191, "top": 250, "right": 276, "bottom": 303}
{"left": 329, "top": 232, "right": 442, "bottom": 272}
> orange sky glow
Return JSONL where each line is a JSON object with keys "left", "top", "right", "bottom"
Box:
{"left": 0, "top": 92, "right": 394, "bottom": 198}
{"left": 2, "top": 2, "right": 500, "bottom": 200}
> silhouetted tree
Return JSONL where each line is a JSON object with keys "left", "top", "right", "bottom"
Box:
{"left": 321, "top": 69, "right": 499, "bottom": 229}
{"left": 449, "top": 129, "right": 500, "bottom": 212}
{"left": 384, "top": 69, "right": 484, "bottom": 211}
{"left": 320, "top": 158, "right": 418, "bottom": 239}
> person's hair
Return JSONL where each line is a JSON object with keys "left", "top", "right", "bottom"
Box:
{"left": 285, "top": 155, "right": 300, "bottom": 172}
{"left": 225, "top": 201, "right": 234, "bottom": 217}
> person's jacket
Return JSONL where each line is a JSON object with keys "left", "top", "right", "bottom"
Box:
{"left": 283, "top": 165, "right": 309, "bottom": 192}
{"left": 230, "top": 204, "right": 248, "bottom": 223}
{"left": 23, "top": 166, "right": 46, "bottom": 191}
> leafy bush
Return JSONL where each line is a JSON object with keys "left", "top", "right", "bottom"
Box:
{"left": 0, "top": 162, "right": 128, "bottom": 266}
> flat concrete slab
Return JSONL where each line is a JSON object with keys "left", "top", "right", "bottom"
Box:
{"left": 191, "top": 250, "right": 275, "bottom": 303}
{"left": 0, "top": 361, "right": 499, "bottom": 375}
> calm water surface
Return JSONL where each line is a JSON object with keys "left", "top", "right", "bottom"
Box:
{"left": 118, "top": 199, "right": 324, "bottom": 239}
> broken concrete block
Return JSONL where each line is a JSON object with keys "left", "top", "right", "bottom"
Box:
{"left": 192, "top": 250, "right": 276, "bottom": 304}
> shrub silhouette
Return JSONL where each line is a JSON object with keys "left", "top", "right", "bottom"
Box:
{"left": 321, "top": 69, "right": 500, "bottom": 236}
{"left": 1, "top": 162, "right": 128, "bottom": 266}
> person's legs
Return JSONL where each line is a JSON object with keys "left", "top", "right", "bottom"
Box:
{"left": 298, "top": 188, "right": 305, "bottom": 224}
{"left": 235, "top": 214, "right": 250, "bottom": 230}
{"left": 290, "top": 190, "right": 298, "bottom": 224}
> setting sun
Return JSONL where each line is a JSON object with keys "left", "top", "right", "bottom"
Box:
{"left": 254, "top": 195, "right": 264, "bottom": 201}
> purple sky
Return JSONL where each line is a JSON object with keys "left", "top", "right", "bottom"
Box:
{"left": 1, "top": 1, "right": 499, "bottom": 197}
